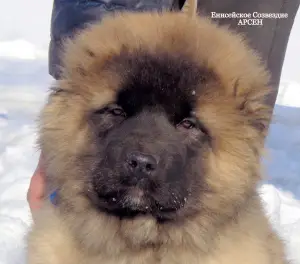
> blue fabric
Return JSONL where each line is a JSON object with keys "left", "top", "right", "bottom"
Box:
{"left": 49, "top": 190, "right": 58, "bottom": 205}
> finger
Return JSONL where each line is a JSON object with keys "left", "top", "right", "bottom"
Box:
{"left": 27, "top": 155, "right": 45, "bottom": 212}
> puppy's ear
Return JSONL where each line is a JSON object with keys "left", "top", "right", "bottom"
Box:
{"left": 181, "top": 0, "right": 198, "bottom": 18}
{"left": 235, "top": 81, "right": 272, "bottom": 137}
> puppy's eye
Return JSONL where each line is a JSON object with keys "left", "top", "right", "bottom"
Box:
{"left": 50, "top": 87, "right": 65, "bottom": 96}
{"left": 177, "top": 118, "right": 196, "bottom": 129}
{"left": 108, "top": 105, "right": 126, "bottom": 117}
{"left": 177, "top": 117, "right": 209, "bottom": 136}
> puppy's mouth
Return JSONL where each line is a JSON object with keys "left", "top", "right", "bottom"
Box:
{"left": 87, "top": 185, "right": 180, "bottom": 221}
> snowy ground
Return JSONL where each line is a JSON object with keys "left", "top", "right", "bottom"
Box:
{"left": 0, "top": 1, "right": 300, "bottom": 264}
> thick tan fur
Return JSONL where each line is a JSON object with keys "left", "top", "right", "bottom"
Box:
{"left": 27, "top": 9, "right": 287, "bottom": 264}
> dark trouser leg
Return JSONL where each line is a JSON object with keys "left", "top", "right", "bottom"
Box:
{"left": 196, "top": 0, "right": 299, "bottom": 111}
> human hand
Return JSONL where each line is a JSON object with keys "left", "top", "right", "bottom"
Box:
{"left": 27, "top": 154, "right": 45, "bottom": 215}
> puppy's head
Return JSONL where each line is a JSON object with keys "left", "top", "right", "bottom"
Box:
{"left": 39, "top": 11, "right": 271, "bottom": 246}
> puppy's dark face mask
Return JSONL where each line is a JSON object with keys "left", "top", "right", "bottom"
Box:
{"left": 84, "top": 52, "right": 213, "bottom": 222}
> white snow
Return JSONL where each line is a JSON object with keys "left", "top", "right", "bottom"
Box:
{"left": 0, "top": 1, "right": 300, "bottom": 263}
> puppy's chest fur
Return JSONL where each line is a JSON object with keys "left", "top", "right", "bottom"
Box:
{"left": 27, "top": 202, "right": 286, "bottom": 264}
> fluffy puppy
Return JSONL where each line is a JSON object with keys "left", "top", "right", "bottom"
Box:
{"left": 27, "top": 6, "right": 287, "bottom": 264}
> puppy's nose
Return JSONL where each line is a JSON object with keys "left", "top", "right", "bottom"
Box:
{"left": 126, "top": 151, "right": 157, "bottom": 175}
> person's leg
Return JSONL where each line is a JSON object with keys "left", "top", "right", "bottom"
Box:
{"left": 196, "top": 0, "right": 299, "bottom": 111}
{"left": 48, "top": 0, "right": 175, "bottom": 79}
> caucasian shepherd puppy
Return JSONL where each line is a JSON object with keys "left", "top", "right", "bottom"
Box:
{"left": 27, "top": 2, "right": 288, "bottom": 264}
